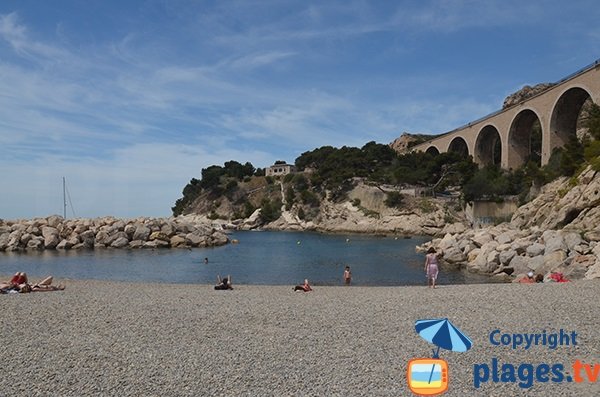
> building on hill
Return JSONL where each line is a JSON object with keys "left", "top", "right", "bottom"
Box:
{"left": 266, "top": 162, "right": 297, "bottom": 177}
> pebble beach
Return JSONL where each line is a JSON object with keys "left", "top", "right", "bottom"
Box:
{"left": 2, "top": 279, "right": 600, "bottom": 396}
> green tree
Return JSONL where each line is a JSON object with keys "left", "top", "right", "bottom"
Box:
{"left": 384, "top": 191, "right": 404, "bottom": 208}
{"left": 260, "top": 199, "right": 282, "bottom": 223}
{"left": 586, "top": 103, "right": 600, "bottom": 140}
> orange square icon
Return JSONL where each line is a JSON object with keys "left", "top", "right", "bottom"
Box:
{"left": 407, "top": 358, "right": 449, "bottom": 396}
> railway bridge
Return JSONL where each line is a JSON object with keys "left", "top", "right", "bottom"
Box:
{"left": 412, "top": 59, "right": 600, "bottom": 169}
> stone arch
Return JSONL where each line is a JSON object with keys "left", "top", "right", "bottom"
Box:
{"left": 507, "top": 109, "right": 543, "bottom": 168}
{"left": 475, "top": 125, "right": 501, "bottom": 166}
{"left": 550, "top": 86, "right": 593, "bottom": 150}
{"left": 425, "top": 146, "right": 440, "bottom": 155}
{"left": 447, "top": 137, "right": 469, "bottom": 157}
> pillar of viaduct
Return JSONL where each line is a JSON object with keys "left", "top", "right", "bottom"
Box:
{"left": 413, "top": 61, "right": 600, "bottom": 169}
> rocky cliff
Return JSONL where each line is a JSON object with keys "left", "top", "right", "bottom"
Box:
{"left": 502, "top": 83, "right": 555, "bottom": 109}
{"left": 389, "top": 132, "right": 436, "bottom": 154}
{"left": 233, "top": 180, "right": 467, "bottom": 237}
{"left": 421, "top": 165, "right": 600, "bottom": 282}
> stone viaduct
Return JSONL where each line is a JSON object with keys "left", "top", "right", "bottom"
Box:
{"left": 412, "top": 59, "right": 600, "bottom": 169}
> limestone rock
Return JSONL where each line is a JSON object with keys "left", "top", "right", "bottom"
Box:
{"left": 133, "top": 225, "right": 151, "bottom": 241}
{"left": 111, "top": 236, "right": 130, "bottom": 248}
{"left": 149, "top": 231, "right": 170, "bottom": 242}
{"left": 508, "top": 255, "right": 530, "bottom": 275}
{"left": 42, "top": 226, "right": 60, "bottom": 249}
{"left": 441, "top": 246, "right": 465, "bottom": 265}
{"left": 170, "top": 235, "right": 188, "bottom": 248}
{"left": 526, "top": 243, "right": 545, "bottom": 257}
{"left": 499, "top": 249, "right": 517, "bottom": 265}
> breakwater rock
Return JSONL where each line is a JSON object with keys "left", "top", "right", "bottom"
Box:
{"left": 418, "top": 225, "right": 600, "bottom": 282}
{"left": 0, "top": 215, "right": 229, "bottom": 252}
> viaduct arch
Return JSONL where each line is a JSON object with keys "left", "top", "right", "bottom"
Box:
{"left": 412, "top": 59, "right": 600, "bottom": 169}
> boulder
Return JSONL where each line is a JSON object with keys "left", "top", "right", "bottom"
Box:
{"left": 210, "top": 232, "right": 229, "bottom": 246}
{"left": 170, "top": 235, "right": 188, "bottom": 248}
{"left": 495, "top": 231, "right": 515, "bottom": 245}
{"left": 585, "top": 262, "right": 600, "bottom": 279}
{"left": 584, "top": 230, "right": 600, "bottom": 242}
{"left": 46, "top": 215, "right": 63, "bottom": 228}
{"left": 482, "top": 250, "right": 501, "bottom": 273}
{"left": 508, "top": 255, "right": 530, "bottom": 275}
{"left": 562, "top": 232, "right": 583, "bottom": 251}
{"left": 56, "top": 239, "right": 74, "bottom": 250}
{"left": 42, "top": 226, "right": 60, "bottom": 249}
{"left": 544, "top": 235, "right": 567, "bottom": 254}
{"left": 143, "top": 240, "right": 170, "bottom": 249}
{"left": 26, "top": 238, "right": 44, "bottom": 250}
{"left": 149, "top": 231, "right": 170, "bottom": 242}
{"left": 499, "top": 249, "right": 517, "bottom": 265}
{"left": 129, "top": 240, "right": 144, "bottom": 249}
{"left": 527, "top": 255, "right": 546, "bottom": 272}
{"left": 161, "top": 223, "right": 175, "bottom": 237}
{"left": 0, "top": 232, "right": 10, "bottom": 251}
{"left": 467, "top": 248, "right": 481, "bottom": 262}
{"left": 556, "top": 255, "right": 595, "bottom": 280}
{"left": 526, "top": 243, "right": 545, "bottom": 257}
{"left": 438, "top": 233, "right": 458, "bottom": 252}
{"left": 20, "top": 233, "right": 32, "bottom": 245}
{"left": 133, "top": 225, "right": 151, "bottom": 241}
{"left": 186, "top": 233, "right": 207, "bottom": 247}
{"left": 124, "top": 224, "right": 136, "bottom": 239}
{"left": 8, "top": 230, "right": 23, "bottom": 248}
{"left": 472, "top": 231, "right": 493, "bottom": 248}
{"left": 534, "top": 250, "right": 568, "bottom": 275}
{"left": 95, "top": 230, "right": 110, "bottom": 245}
{"left": 105, "top": 231, "right": 128, "bottom": 246}
{"left": 111, "top": 237, "right": 130, "bottom": 248}
{"left": 441, "top": 246, "right": 465, "bottom": 266}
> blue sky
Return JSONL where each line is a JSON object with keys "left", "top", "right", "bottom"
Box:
{"left": 1, "top": 0, "right": 599, "bottom": 219}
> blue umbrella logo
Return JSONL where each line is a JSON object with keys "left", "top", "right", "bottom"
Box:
{"left": 414, "top": 318, "right": 473, "bottom": 385}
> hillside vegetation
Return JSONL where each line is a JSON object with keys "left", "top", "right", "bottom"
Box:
{"left": 172, "top": 104, "right": 600, "bottom": 230}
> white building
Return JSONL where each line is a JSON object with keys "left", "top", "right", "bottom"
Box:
{"left": 266, "top": 162, "right": 297, "bottom": 177}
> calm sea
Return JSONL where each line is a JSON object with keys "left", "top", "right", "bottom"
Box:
{"left": 0, "top": 231, "right": 493, "bottom": 286}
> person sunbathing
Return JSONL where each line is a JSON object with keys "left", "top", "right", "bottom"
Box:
{"left": 0, "top": 272, "right": 29, "bottom": 292}
{"left": 293, "top": 279, "right": 312, "bottom": 292}
{"left": 214, "top": 275, "right": 233, "bottom": 290}
{"left": 31, "top": 276, "right": 66, "bottom": 292}
{"left": 1, "top": 274, "right": 65, "bottom": 293}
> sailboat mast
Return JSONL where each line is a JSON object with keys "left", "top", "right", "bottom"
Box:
{"left": 63, "top": 177, "right": 67, "bottom": 219}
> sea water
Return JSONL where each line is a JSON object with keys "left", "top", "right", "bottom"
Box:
{"left": 0, "top": 231, "right": 493, "bottom": 286}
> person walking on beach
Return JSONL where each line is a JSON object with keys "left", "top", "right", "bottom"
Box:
{"left": 343, "top": 266, "right": 352, "bottom": 285}
{"left": 424, "top": 247, "right": 439, "bottom": 289}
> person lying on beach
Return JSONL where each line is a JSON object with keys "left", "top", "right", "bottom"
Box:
{"left": 518, "top": 271, "right": 536, "bottom": 284}
{"left": 1, "top": 274, "right": 65, "bottom": 294}
{"left": 214, "top": 275, "right": 233, "bottom": 290}
{"left": 548, "top": 272, "right": 569, "bottom": 283}
{"left": 30, "top": 276, "right": 66, "bottom": 292}
{"left": 0, "top": 272, "right": 29, "bottom": 292}
{"left": 293, "top": 279, "right": 312, "bottom": 292}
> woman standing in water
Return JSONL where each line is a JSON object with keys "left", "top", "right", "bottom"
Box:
{"left": 424, "top": 247, "right": 439, "bottom": 289}
{"left": 343, "top": 266, "right": 352, "bottom": 285}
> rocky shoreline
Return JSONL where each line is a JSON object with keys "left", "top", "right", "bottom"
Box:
{"left": 0, "top": 215, "right": 229, "bottom": 252}
{"left": 419, "top": 225, "right": 600, "bottom": 282}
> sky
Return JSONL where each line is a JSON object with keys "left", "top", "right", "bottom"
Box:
{"left": 1, "top": 0, "right": 599, "bottom": 219}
